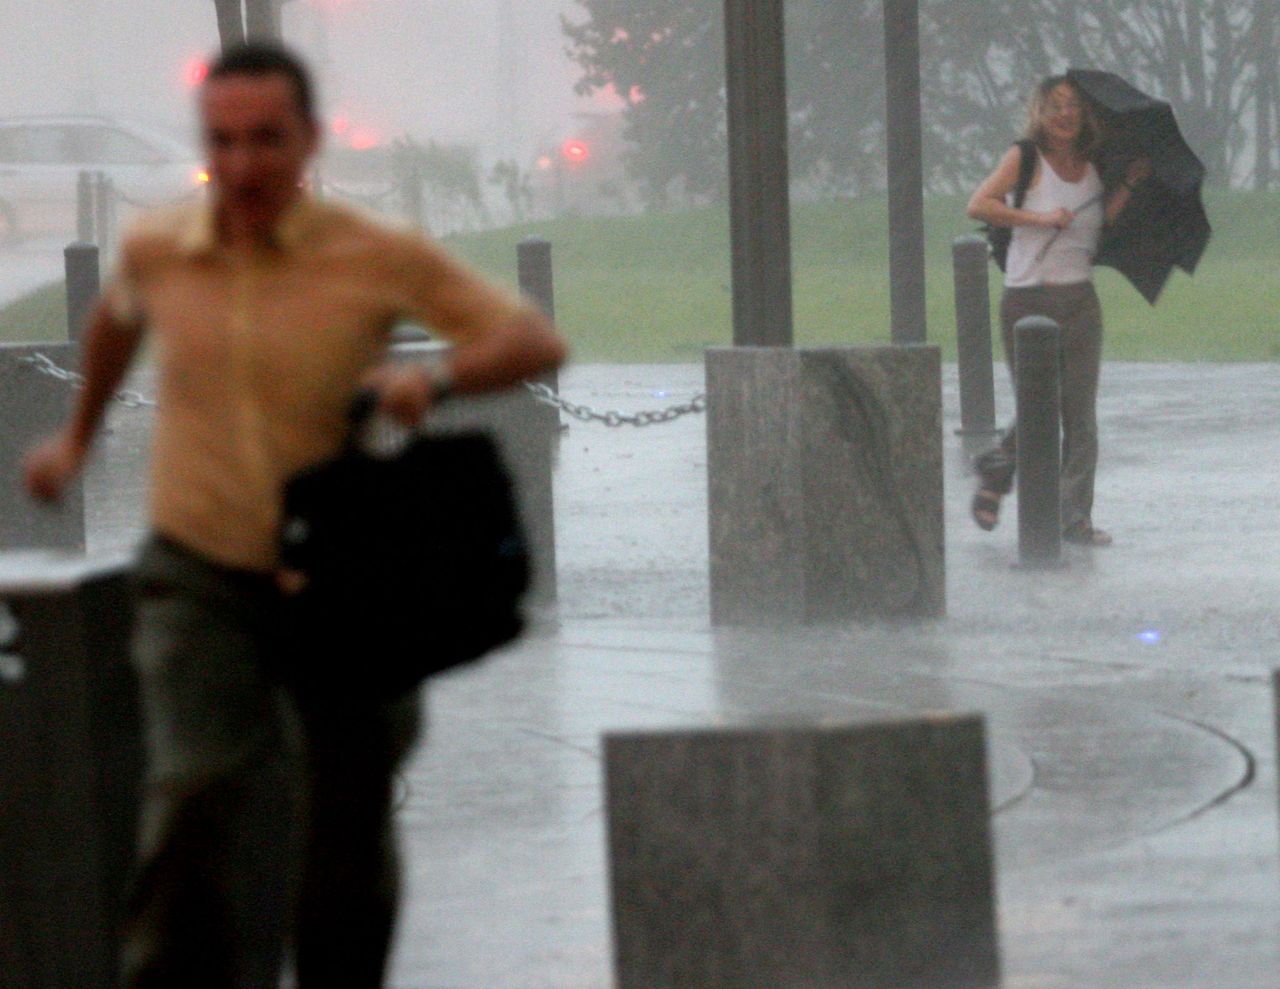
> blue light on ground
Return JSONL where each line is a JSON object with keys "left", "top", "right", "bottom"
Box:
{"left": 653, "top": 390, "right": 669, "bottom": 399}
{"left": 1137, "top": 629, "right": 1163, "bottom": 645}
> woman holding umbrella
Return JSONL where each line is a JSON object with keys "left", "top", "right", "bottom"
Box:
{"left": 967, "top": 74, "right": 1150, "bottom": 547}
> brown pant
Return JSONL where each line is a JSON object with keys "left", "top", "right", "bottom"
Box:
{"left": 123, "top": 535, "right": 422, "bottom": 989}
{"left": 976, "top": 282, "right": 1104, "bottom": 532}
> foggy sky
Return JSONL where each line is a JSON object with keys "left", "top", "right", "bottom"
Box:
{"left": 1, "top": 1, "right": 608, "bottom": 163}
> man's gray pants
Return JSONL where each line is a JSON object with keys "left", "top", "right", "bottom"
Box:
{"left": 123, "top": 535, "right": 422, "bottom": 989}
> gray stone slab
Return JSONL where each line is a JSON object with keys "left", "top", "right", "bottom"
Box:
{"left": 605, "top": 715, "right": 999, "bottom": 989}
{"left": 0, "top": 342, "right": 85, "bottom": 552}
{"left": 706, "top": 345, "right": 944, "bottom": 623}
{"left": 0, "top": 555, "right": 140, "bottom": 989}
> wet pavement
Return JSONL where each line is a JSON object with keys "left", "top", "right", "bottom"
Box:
{"left": 72, "top": 358, "right": 1280, "bottom": 987}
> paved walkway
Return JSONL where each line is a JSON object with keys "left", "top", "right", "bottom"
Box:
{"left": 391, "top": 362, "right": 1280, "bottom": 989}
{"left": 76, "top": 359, "right": 1280, "bottom": 988}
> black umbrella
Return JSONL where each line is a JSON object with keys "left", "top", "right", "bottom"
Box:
{"left": 1067, "top": 68, "right": 1212, "bottom": 305}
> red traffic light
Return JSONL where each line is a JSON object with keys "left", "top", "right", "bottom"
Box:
{"left": 561, "top": 139, "right": 590, "bottom": 165}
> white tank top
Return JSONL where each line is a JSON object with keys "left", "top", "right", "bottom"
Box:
{"left": 1004, "top": 153, "right": 1104, "bottom": 287}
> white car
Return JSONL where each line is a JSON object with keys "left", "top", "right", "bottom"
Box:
{"left": 0, "top": 115, "right": 207, "bottom": 242}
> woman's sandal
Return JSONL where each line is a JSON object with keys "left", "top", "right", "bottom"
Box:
{"left": 971, "top": 489, "right": 1002, "bottom": 531}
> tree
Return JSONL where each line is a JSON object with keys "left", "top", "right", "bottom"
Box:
{"left": 563, "top": 0, "right": 888, "bottom": 205}
{"left": 562, "top": 1, "right": 729, "bottom": 206}
{"left": 563, "top": 0, "right": 1272, "bottom": 202}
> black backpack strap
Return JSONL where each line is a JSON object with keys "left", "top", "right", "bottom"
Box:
{"left": 1011, "top": 139, "right": 1037, "bottom": 208}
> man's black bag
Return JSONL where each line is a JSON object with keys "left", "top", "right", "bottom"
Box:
{"left": 984, "top": 139, "right": 1037, "bottom": 271}
{"left": 274, "top": 415, "right": 530, "bottom": 698}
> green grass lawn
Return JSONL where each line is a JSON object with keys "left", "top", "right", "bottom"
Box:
{"left": 4, "top": 189, "right": 1276, "bottom": 361}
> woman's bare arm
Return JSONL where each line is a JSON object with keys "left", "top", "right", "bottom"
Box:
{"left": 967, "top": 145, "right": 1068, "bottom": 230}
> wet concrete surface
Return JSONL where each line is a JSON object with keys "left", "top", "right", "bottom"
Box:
{"left": 41, "top": 356, "right": 1280, "bottom": 987}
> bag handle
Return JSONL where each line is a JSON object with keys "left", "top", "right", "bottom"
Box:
{"left": 344, "top": 387, "right": 416, "bottom": 458}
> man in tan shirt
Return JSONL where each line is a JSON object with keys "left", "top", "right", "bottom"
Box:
{"left": 25, "top": 43, "right": 565, "bottom": 989}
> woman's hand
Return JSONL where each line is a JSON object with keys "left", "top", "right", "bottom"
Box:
{"left": 1039, "top": 207, "right": 1074, "bottom": 230}
{"left": 1125, "top": 158, "right": 1153, "bottom": 187}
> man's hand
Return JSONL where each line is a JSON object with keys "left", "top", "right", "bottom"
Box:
{"left": 361, "top": 363, "right": 435, "bottom": 427}
{"left": 23, "top": 432, "right": 89, "bottom": 503}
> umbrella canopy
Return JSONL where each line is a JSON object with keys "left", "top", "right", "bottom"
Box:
{"left": 1067, "top": 68, "right": 1212, "bottom": 305}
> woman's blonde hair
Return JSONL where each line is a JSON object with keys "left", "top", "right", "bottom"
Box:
{"left": 1023, "top": 75, "right": 1101, "bottom": 158}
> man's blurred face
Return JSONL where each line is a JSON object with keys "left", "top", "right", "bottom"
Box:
{"left": 200, "top": 72, "right": 318, "bottom": 233}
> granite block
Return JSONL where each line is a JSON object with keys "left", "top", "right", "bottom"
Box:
{"left": 706, "top": 346, "right": 944, "bottom": 623}
{"left": 0, "top": 554, "right": 140, "bottom": 989}
{"left": 605, "top": 716, "right": 999, "bottom": 989}
{"left": 0, "top": 343, "right": 85, "bottom": 552}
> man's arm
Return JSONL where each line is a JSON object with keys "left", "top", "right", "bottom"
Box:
{"left": 967, "top": 145, "right": 1071, "bottom": 231}
{"left": 370, "top": 236, "right": 568, "bottom": 425}
{"left": 370, "top": 305, "right": 566, "bottom": 425}
{"left": 23, "top": 299, "right": 144, "bottom": 501}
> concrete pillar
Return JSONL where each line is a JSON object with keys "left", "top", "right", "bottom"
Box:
{"left": 65, "top": 243, "right": 100, "bottom": 345}
{"left": 723, "top": 0, "right": 793, "bottom": 346}
{"left": 883, "top": 0, "right": 927, "bottom": 344}
{"left": 706, "top": 346, "right": 944, "bottom": 622}
{"left": 1014, "top": 317, "right": 1062, "bottom": 567}
{"left": 605, "top": 715, "right": 1000, "bottom": 989}
{"left": 400, "top": 154, "right": 426, "bottom": 232}
{"left": 952, "top": 234, "right": 999, "bottom": 457}
{"left": 76, "top": 170, "right": 94, "bottom": 244}
{"left": 244, "top": 0, "right": 283, "bottom": 40}
{"left": 0, "top": 344, "right": 86, "bottom": 551}
{"left": 93, "top": 172, "right": 111, "bottom": 249}
{"left": 0, "top": 551, "right": 141, "bottom": 989}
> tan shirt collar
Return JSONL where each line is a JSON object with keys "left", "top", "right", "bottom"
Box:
{"left": 176, "top": 195, "right": 316, "bottom": 256}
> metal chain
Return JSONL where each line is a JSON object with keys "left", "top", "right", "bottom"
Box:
{"left": 524, "top": 382, "right": 705, "bottom": 427}
{"left": 22, "top": 353, "right": 156, "bottom": 409}
{"left": 21, "top": 354, "right": 702, "bottom": 426}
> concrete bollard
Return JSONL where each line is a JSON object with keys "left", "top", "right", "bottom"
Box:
{"left": 0, "top": 550, "right": 141, "bottom": 989}
{"left": 517, "top": 237, "right": 555, "bottom": 319}
{"left": 517, "top": 236, "right": 562, "bottom": 402}
{"left": 605, "top": 716, "right": 1000, "bottom": 989}
{"left": 0, "top": 344, "right": 86, "bottom": 551}
{"left": 952, "top": 234, "right": 999, "bottom": 458}
{"left": 515, "top": 238, "right": 561, "bottom": 602}
{"left": 76, "top": 170, "right": 94, "bottom": 244}
{"left": 1014, "top": 317, "right": 1062, "bottom": 566}
{"left": 65, "top": 243, "right": 100, "bottom": 345}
